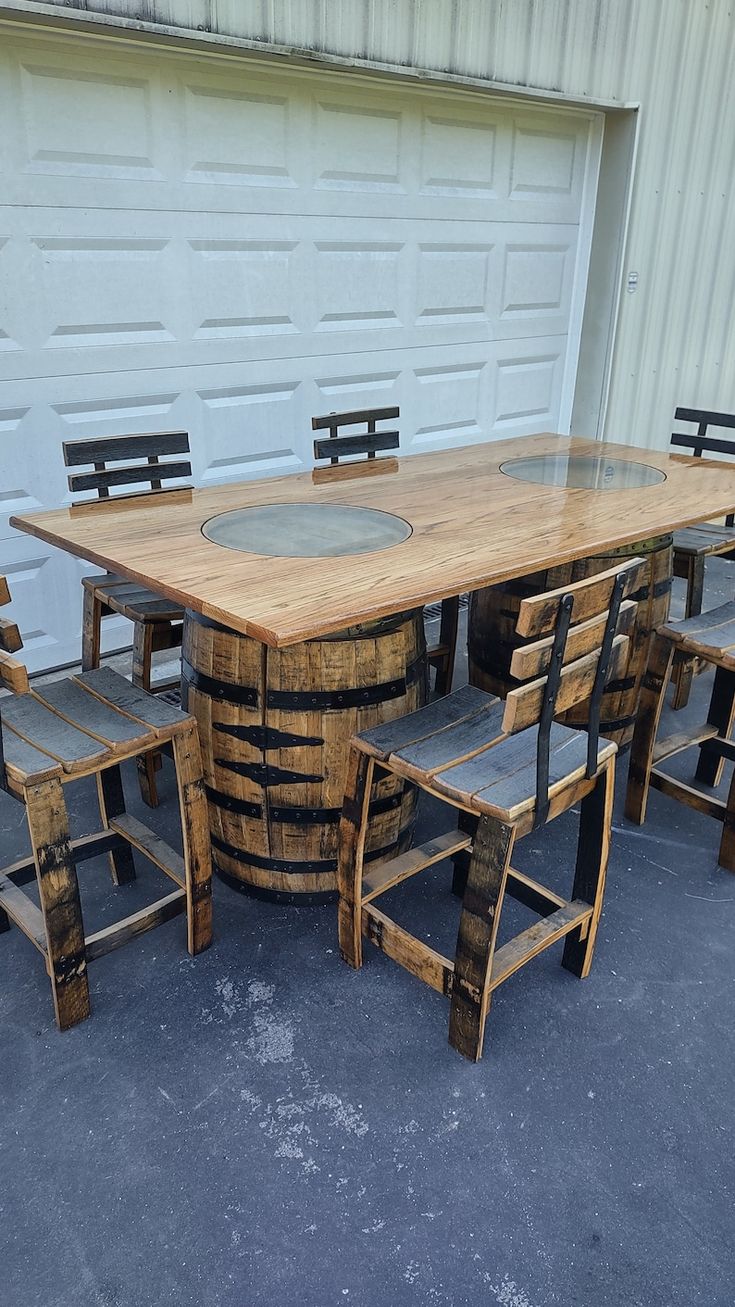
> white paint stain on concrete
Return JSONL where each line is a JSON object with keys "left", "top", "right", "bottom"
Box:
{"left": 485, "top": 1273, "right": 536, "bottom": 1307}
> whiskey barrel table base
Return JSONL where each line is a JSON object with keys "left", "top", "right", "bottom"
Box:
{"left": 182, "top": 609, "right": 427, "bottom": 902}
{"left": 468, "top": 535, "right": 673, "bottom": 750}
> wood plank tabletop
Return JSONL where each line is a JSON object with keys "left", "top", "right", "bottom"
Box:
{"left": 12, "top": 433, "right": 735, "bottom": 648}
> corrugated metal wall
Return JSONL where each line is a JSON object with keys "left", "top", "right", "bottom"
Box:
{"left": 7, "top": 0, "right": 735, "bottom": 449}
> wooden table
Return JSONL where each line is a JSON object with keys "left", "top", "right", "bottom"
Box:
{"left": 13, "top": 433, "right": 735, "bottom": 648}
{"left": 13, "top": 432, "right": 735, "bottom": 902}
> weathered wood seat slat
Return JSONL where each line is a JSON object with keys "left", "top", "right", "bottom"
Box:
{"left": 31, "top": 679, "right": 156, "bottom": 750}
{"left": 1, "top": 694, "right": 112, "bottom": 772}
{"left": 338, "top": 556, "right": 636, "bottom": 1060}
{"left": 0, "top": 570, "right": 212, "bottom": 1032}
{"left": 1, "top": 723, "right": 63, "bottom": 787}
{"left": 75, "top": 666, "right": 191, "bottom": 732}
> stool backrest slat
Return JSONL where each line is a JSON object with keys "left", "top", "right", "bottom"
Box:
{"left": 502, "top": 557, "right": 643, "bottom": 826}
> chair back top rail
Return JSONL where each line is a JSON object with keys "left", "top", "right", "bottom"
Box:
{"left": 671, "top": 406, "right": 735, "bottom": 457}
{"left": 499, "top": 559, "right": 640, "bottom": 827}
{"left": 311, "top": 406, "right": 400, "bottom": 467}
{"left": 515, "top": 557, "right": 646, "bottom": 638}
{"left": 63, "top": 431, "right": 191, "bottom": 500}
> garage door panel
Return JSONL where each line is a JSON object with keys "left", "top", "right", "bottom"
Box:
{"left": 1, "top": 30, "right": 601, "bottom": 671}
{"left": 2, "top": 36, "right": 593, "bottom": 226}
{"left": 0, "top": 208, "right": 581, "bottom": 381}
{"left": 2, "top": 336, "right": 567, "bottom": 484}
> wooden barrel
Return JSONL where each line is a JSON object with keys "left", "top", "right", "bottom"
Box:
{"left": 468, "top": 535, "right": 673, "bottom": 749}
{"left": 181, "top": 609, "right": 427, "bottom": 902}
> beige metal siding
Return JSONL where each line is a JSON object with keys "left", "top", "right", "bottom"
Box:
{"left": 5, "top": 0, "right": 735, "bottom": 449}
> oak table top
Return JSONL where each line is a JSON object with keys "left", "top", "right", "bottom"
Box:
{"left": 12, "top": 432, "right": 735, "bottom": 648}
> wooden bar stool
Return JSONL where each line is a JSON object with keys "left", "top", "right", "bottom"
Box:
{"left": 0, "top": 573, "right": 212, "bottom": 1031}
{"left": 625, "top": 601, "right": 735, "bottom": 868}
{"left": 63, "top": 431, "right": 192, "bottom": 807}
{"left": 311, "top": 405, "right": 460, "bottom": 696}
{"left": 669, "top": 407, "right": 735, "bottom": 709}
{"left": 337, "top": 556, "right": 643, "bottom": 1060}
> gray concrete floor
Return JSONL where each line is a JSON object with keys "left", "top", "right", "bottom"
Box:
{"left": 1, "top": 566, "right": 734, "bottom": 1307}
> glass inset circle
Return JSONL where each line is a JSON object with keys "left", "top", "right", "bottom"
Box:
{"left": 499, "top": 454, "right": 666, "bottom": 490}
{"left": 202, "top": 501, "right": 413, "bottom": 558}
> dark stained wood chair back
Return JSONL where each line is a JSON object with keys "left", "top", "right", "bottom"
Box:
{"left": 311, "top": 407, "right": 399, "bottom": 482}
{"left": 63, "top": 431, "right": 191, "bottom": 505}
{"left": 502, "top": 557, "right": 644, "bottom": 826}
{"left": 0, "top": 573, "right": 28, "bottom": 697}
{"left": 0, "top": 574, "right": 30, "bottom": 791}
{"left": 670, "top": 407, "right": 735, "bottom": 525}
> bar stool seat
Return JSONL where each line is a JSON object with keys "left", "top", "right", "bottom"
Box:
{"left": 656, "top": 599, "right": 735, "bottom": 666}
{"left": 81, "top": 573, "right": 184, "bottom": 626}
{"left": 359, "top": 685, "right": 616, "bottom": 821}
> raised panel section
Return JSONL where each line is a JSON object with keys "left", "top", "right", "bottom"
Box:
{"left": 21, "top": 63, "right": 157, "bottom": 178}
{"left": 52, "top": 393, "right": 178, "bottom": 426}
{"left": 501, "top": 244, "right": 569, "bottom": 318}
{"left": 33, "top": 238, "right": 173, "bottom": 348}
{"left": 189, "top": 239, "right": 298, "bottom": 339}
{"left": 495, "top": 353, "right": 560, "bottom": 426}
{"left": 315, "top": 242, "right": 403, "bottom": 331}
{"left": 420, "top": 114, "right": 497, "bottom": 196}
{"left": 314, "top": 101, "right": 402, "bottom": 191}
{"left": 0, "top": 239, "right": 20, "bottom": 352}
{"left": 183, "top": 83, "right": 293, "bottom": 187}
{"left": 413, "top": 362, "right": 485, "bottom": 447}
{"left": 416, "top": 244, "right": 493, "bottom": 325}
{"left": 197, "top": 380, "right": 303, "bottom": 483}
{"left": 510, "top": 124, "right": 578, "bottom": 197}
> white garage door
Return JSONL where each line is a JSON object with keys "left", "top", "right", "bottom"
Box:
{"left": 0, "top": 28, "right": 602, "bottom": 671}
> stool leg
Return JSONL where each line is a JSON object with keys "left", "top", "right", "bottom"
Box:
{"left": 434, "top": 596, "right": 460, "bottom": 698}
{"left": 172, "top": 722, "right": 213, "bottom": 955}
{"left": 718, "top": 764, "right": 735, "bottom": 872}
{"left": 625, "top": 633, "right": 675, "bottom": 824}
{"left": 562, "top": 756, "right": 615, "bottom": 978}
{"left": 695, "top": 666, "right": 735, "bottom": 789}
{"left": 448, "top": 814, "right": 515, "bottom": 1062}
{"left": 337, "top": 750, "right": 375, "bottom": 970}
{"left": 24, "top": 778, "right": 90, "bottom": 1031}
{"left": 81, "top": 586, "right": 103, "bottom": 672}
{"left": 96, "top": 765, "right": 136, "bottom": 885}
{"left": 133, "top": 622, "right": 160, "bottom": 808}
{"left": 672, "top": 556, "right": 705, "bottom": 710}
{"left": 451, "top": 809, "right": 478, "bottom": 897}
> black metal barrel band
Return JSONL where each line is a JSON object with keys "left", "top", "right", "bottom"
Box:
{"left": 182, "top": 654, "right": 425, "bottom": 711}
{"left": 211, "top": 831, "right": 403, "bottom": 876}
{"left": 265, "top": 654, "right": 426, "bottom": 710}
{"left": 205, "top": 784, "right": 404, "bottom": 824}
{"left": 181, "top": 660, "right": 258, "bottom": 707}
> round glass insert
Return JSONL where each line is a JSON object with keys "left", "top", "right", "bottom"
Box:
{"left": 201, "top": 501, "right": 412, "bottom": 558}
{"left": 499, "top": 454, "right": 666, "bottom": 490}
